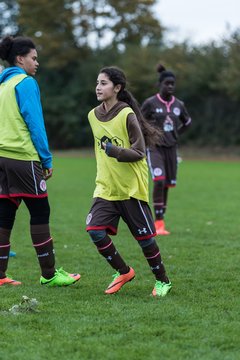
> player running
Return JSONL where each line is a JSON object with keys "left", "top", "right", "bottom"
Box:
{"left": 86, "top": 66, "right": 172, "bottom": 297}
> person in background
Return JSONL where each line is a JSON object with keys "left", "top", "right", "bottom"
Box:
{"left": 86, "top": 66, "right": 172, "bottom": 297}
{"left": 141, "top": 64, "right": 192, "bottom": 235}
{"left": 0, "top": 35, "right": 80, "bottom": 286}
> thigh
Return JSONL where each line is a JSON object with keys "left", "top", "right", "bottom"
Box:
{"left": 0, "top": 198, "right": 18, "bottom": 229}
{"left": 164, "top": 147, "right": 177, "bottom": 187}
{"left": 86, "top": 198, "right": 120, "bottom": 235}
{"left": 118, "top": 198, "right": 156, "bottom": 240}
{"left": 146, "top": 146, "right": 166, "bottom": 181}
{"left": 23, "top": 197, "right": 50, "bottom": 225}
{"left": 0, "top": 157, "right": 11, "bottom": 198}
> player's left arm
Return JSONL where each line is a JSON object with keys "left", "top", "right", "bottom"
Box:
{"left": 177, "top": 101, "right": 192, "bottom": 134}
{"left": 16, "top": 77, "right": 53, "bottom": 170}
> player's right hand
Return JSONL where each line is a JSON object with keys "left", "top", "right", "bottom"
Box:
{"left": 43, "top": 168, "right": 53, "bottom": 180}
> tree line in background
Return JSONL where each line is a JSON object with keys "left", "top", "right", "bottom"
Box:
{"left": 1, "top": 0, "right": 240, "bottom": 149}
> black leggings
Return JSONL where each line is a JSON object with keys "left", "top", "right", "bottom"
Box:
{"left": 0, "top": 197, "right": 50, "bottom": 229}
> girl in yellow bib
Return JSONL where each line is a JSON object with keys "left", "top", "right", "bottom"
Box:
{"left": 86, "top": 66, "right": 172, "bottom": 297}
{"left": 0, "top": 36, "right": 80, "bottom": 287}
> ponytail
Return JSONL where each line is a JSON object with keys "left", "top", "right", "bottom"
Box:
{"left": 157, "top": 63, "right": 175, "bottom": 84}
{"left": 118, "top": 88, "right": 162, "bottom": 147}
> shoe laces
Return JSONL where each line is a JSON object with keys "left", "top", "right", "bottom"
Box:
{"left": 55, "top": 268, "right": 68, "bottom": 278}
{"left": 155, "top": 280, "right": 164, "bottom": 290}
{"left": 6, "top": 273, "right": 13, "bottom": 280}
{"left": 57, "top": 267, "right": 65, "bottom": 274}
{"left": 112, "top": 271, "right": 120, "bottom": 280}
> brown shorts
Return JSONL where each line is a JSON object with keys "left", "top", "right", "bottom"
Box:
{"left": 86, "top": 197, "right": 156, "bottom": 240}
{"left": 0, "top": 157, "right": 48, "bottom": 205}
{"left": 146, "top": 146, "right": 177, "bottom": 187}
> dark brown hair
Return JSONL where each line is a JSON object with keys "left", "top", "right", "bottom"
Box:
{"left": 99, "top": 66, "right": 162, "bottom": 147}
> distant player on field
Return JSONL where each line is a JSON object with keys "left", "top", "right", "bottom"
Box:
{"left": 141, "top": 64, "right": 192, "bottom": 235}
{"left": 0, "top": 35, "right": 80, "bottom": 287}
{"left": 86, "top": 66, "right": 172, "bottom": 297}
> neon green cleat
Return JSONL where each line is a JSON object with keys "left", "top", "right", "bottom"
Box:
{"left": 40, "top": 268, "right": 80, "bottom": 287}
{"left": 57, "top": 267, "right": 81, "bottom": 282}
{"left": 152, "top": 280, "right": 172, "bottom": 297}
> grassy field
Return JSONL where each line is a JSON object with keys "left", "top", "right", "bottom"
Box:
{"left": 0, "top": 154, "right": 239, "bottom": 360}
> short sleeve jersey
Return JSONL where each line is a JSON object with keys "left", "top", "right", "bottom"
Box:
{"left": 141, "top": 94, "right": 191, "bottom": 147}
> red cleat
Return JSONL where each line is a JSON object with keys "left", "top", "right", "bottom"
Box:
{"left": 0, "top": 276, "right": 22, "bottom": 286}
{"left": 105, "top": 267, "right": 135, "bottom": 294}
{"left": 155, "top": 220, "right": 170, "bottom": 235}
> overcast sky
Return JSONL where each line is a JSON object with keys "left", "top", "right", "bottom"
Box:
{"left": 154, "top": 0, "right": 239, "bottom": 44}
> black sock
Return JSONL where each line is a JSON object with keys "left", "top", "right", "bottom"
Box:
{"left": 153, "top": 181, "right": 165, "bottom": 220}
{"left": 31, "top": 224, "right": 55, "bottom": 279}
{"left": 142, "top": 240, "right": 169, "bottom": 282}
{"left": 94, "top": 235, "right": 129, "bottom": 274}
{"left": 153, "top": 205, "right": 164, "bottom": 220}
{"left": 0, "top": 228, "right": 11, "bottom": 279}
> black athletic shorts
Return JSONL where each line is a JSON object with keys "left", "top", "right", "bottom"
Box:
{"left": 146, "top": 146, "right": 177, "bottom": 187}
{"left": 0, "top": 157, "right": 48, "bottom": 206}
{"left": 86, "top": 197, "right": 156, "bottom": 240}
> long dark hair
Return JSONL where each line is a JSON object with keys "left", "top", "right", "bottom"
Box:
{"left": 0, "top": 35, "right": 36, "bottom": 66}
{"left": 99, "top": 66, "right": 162, "bottom": 147}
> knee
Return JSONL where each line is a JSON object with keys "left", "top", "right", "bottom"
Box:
{"left": 88, "top": 229, "right": 106, "bottom": 243}
{"left": 138, "top": 237, "right": 155, "bottom": 249}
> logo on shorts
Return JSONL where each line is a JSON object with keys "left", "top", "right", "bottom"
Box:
{"left": 40, "top": 180, "right": 47, "bottom": 191}
{"left": 153, "top": 168, "right": 162, "bottom": 177}
{"left": 173, "top": 107, "right": 180, "bottom": 116}
{"left": 86, "top": 213, "right": 92, "bottom": 225}
{"left": 138, "top": 228, "right": 147, "bottom": 235}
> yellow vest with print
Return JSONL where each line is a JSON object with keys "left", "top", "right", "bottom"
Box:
{"left": 0, "top": 74, "right": 40, "bottom": 161}
{"left": 88, "top": 106, "right": 149, "bottom": 202}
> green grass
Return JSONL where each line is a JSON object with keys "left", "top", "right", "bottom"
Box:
{"left": 0, "top": 154, "right": 239, "bottom": 360}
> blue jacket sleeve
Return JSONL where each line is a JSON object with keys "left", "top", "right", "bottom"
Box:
{"left": 15, "top": 77, "right": 53, "bottom": 168}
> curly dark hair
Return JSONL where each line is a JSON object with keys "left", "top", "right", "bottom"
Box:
{"left": 0, "top": 35, "right": 36, "bottom": 66}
